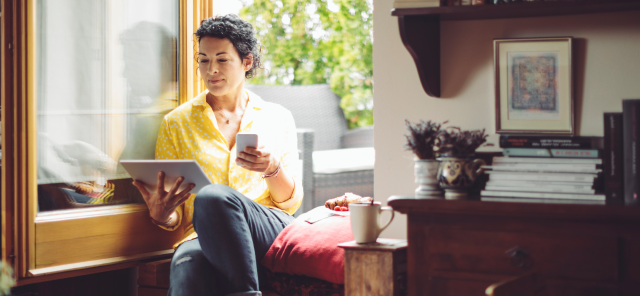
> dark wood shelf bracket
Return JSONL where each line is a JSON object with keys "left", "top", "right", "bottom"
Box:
{"left": 397, "top": 15, "right": 441, "bottom": 98}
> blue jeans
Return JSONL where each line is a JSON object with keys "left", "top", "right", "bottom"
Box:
{"left": 167, "top": 184, "right": 295, "bottom": 296}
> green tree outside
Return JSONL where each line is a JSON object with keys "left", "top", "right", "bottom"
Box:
{"left": 239, "top": 0, "right": 373, "bottom": 128}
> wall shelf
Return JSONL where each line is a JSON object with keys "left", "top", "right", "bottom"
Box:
{"left": 392, "top": 0, "right": 640, "bottom": 98}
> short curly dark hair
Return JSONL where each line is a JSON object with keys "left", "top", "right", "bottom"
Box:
{"left": 195, "top": 14, "right": 262, "bottom": 79}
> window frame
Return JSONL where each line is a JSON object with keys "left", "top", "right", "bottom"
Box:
{"left": 1, "top": 0, "right": 212, "bottom": 285}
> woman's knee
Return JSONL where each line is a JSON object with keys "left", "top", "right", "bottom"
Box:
{"left": 194, "top": 184, "right": 239, "bottom": 210}
{"left": 169, "top": 244, "right": 219, "bottom": 296}
{"left": 172, "top": 248, "right": 206, "bottom": 271}
{"left": 170, "top": 247, "right": 210, "bottom": 283}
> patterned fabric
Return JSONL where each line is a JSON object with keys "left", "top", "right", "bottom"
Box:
{"left": 84, "top": 182, "right": 115, "bottom": 204}
{"left": 265, "top": 269, "right": 344, "bottom": 296}
{"left": 73, "top": 181, "right": 115, "bottom": 205}
{"left": 154, "top": 89, "right": 303, "bottom": 249}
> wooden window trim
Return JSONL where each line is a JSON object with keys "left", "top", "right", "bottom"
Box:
{"left": 1, "top": 0, "right": 213, "bottom": 285}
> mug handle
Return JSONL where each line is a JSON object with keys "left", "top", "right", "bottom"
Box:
{"left": 472, "top": 159, "right": 486, "bottom": 178}
{"left": 377, "top": 206, "right": 395, "bottom": 236}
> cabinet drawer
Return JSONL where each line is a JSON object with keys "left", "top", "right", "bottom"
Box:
{"left": 426, "top": 228, "right": 618, "bottom": 281}
{"left": 425, "top": 276, "right": 619, "bottom": 296}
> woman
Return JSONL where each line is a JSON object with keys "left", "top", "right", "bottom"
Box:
{"left": 132, "top": 14, "right": 302, "bottom": 296}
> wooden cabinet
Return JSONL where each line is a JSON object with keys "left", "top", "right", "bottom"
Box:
{"left": 391, "top": 0, "right": 640, "bottom": 98}
{"left": 387, "top": 196, "right": 640, "bottom": 296}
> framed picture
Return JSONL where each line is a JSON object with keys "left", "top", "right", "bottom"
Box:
{"left": 494, "top": 37, "right": 573, "bottom": 135}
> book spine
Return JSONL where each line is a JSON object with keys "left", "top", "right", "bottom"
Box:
{"left": 550, "top": 149, "right": 599, "bottom": 158}
{"left": 623, "top": 99, "right": 640, "bottom": 206}
{"left": 484, "top": 185, "right": 595, "bottom": 194}
{"left": 490, "top": 163, "right": 596, "bottom": 170}
{"left": 481, "top": 196, "right": 605, "bottom": 205}
{"left": 502, "top": 148, "right": 552, "bottom": 157}
{"left": 487, "top": 172, "right": 597, "bottom": 182}
{"left": 486, "top": 180, "right": 594, "bottom": 190}
{"left": 551, "top": 149, "right": 600, "bottom": 158}
{"left": 502, "top": 148, "right": 599, "bottom": 158}
{"left": 604, "top": 112, "right": 623, "bottom": 204}
{"left": 492, "top": 156, "right": 602, "bottom": 165}
{"left": 480, "top": 190, "right": 605, "bottom": 201}
{"left": 486, "top": 166, "right": 600, "bottom": 174}
{"left": 499, "top": 135, "right": 595, "bottom": 148}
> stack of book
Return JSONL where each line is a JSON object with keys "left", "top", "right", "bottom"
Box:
{"left": 393, "top": 0, "right": 441, "bottom": 8}
{"left": 481, "top": 135, "right": 604, "bottom": 203}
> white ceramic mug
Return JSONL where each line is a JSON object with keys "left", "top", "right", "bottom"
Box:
{"left": 349, "top": 202, "right": 395, "bottom": 244}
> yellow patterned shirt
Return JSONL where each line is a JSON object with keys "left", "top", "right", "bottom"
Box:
{"left": 154, "top": 89, "right": 303, "bottom": 249}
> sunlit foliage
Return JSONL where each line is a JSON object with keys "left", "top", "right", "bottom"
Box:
{"left": 240, "top": 0, "right": 373, "bottom": 128}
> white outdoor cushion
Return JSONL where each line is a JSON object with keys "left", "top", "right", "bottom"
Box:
{"left": 312, "top": 147, "right": 375, "bottom": 174}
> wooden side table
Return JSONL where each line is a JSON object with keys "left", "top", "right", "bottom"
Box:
{"left": 338, "top": 238, "right": 408, "bottom": 296}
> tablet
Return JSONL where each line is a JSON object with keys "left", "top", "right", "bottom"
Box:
{"left": 120, "top": 159, "right": 212, "bottom": 194}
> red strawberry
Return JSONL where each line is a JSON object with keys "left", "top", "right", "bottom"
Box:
{"left": 340, "top": 206, "right": 348, "bottom": 211}
{"left": 334, "top": 206, "right": 341, "bottom": 211}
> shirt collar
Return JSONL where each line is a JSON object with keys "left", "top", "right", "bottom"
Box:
{"left": 191, "top": 89, "right": 266, "bottom": 110}
{"left": 192, "top": 90, "right": 209, "bottom": 107}
{"left": 191, "top": 89, "right": 267, "bottom": 131}
{"left": 241, "top": 89, "right": 266, "bottom": 131}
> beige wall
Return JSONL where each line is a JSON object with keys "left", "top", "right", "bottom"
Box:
{"left": 373, "top": 2, "right": 640, "bottom": 239}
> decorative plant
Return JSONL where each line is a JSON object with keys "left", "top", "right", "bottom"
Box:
{"left": 433, "top": 126, "right": 490, "bottom": 156}
{"left": 404, "top": 120, "right": 445, "bottom": 160}
{"left": 0, "top": 261, "right": 15, "bottom": 296}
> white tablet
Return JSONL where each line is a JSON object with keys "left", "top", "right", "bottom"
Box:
{"left": 120, "top": 159, "right": 212, "bottom": 194}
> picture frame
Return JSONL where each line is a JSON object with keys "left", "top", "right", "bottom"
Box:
{"left": 494, "top": 37, "right": 574, "bottom": 135}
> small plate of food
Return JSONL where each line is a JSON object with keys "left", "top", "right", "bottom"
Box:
{"left": 324, "top": 192, "right": 373, "bottom": 215}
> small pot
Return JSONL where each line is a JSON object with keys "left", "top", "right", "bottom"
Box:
{"left": 436, "top": 156, "right": 485, "bottom": 199}
{"left": 414, "top": 159, "right": 443, "bottom": 198}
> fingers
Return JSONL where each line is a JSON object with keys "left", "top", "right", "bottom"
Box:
{"left": 236, "top": 158, "right": 272, "bottom": 173}
{"left": 239, "top": 148, "right": 271, "bottom": 164}
{"left": 175, "top": 183, "right": 195, "bottom": 198}
{"left": 167, "top": 176, "right": 185, "bottom": 197}
{"left": 243, "top": 146, "right": 269, "bottom": 158}
{"left": 167, "top": 184, "right": 194, "bottom": 210}
{"left": 132, "top": 180, "right": 151, "bottom": 200}
{"left": 238, "top": 152, "right": 259, "bottom": 163}
{"left": 157, "top": 171, "right": 166, "bottom": 193}
{"left": 176, "top": 187, "right": 194, "bottom": 204}
{"left": 238, "top": 146, "right": 278, "bottom": 173}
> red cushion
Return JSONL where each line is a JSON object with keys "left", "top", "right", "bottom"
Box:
{"left": 261, "top": 215, "right": 352, "bottom": 284}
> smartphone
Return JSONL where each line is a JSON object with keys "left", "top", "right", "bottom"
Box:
{"left": 236, "top": 133, "right": 259, "bottom": 158}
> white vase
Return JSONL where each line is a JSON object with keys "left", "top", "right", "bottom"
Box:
{"left": 414, "top": 159, "right": 443, "bottom": 198}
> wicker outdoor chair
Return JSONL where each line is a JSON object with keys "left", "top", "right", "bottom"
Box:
{"left": 246, "top": 84, "right": 374, "bottom": 214}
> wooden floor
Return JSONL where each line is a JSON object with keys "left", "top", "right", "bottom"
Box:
{"left": 11, "top": 268, "right": 135, "bottom": 296}
{"left": 13, "top": 266, "right": 285, "bottom": 296}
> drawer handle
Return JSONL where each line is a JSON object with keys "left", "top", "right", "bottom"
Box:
{"left": 506, "top": 246, "right": 530, "bottom": 268}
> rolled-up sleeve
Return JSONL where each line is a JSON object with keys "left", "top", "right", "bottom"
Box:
{"left": 153, "top": 118, "right": 185, "bottom": 230}
{"left": 270, "top": 109, "right": 303, "bottom": 214}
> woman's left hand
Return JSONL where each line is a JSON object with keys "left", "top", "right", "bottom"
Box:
{"left": 236, "top": 145, "right": 279, "bottom": 175}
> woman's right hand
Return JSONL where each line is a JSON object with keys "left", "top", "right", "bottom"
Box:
{"left": 132, "top": 171, "right": 195, "bottom": 224}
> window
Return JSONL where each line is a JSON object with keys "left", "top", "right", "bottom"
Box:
{"left": 36, "top": 0, "right": 180, "bottom": 212}
{"left": 2, "top": 0, "right": 213, "bottom": 282}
